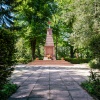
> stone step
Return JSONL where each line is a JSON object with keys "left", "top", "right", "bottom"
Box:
{"left": 28, "top": 60, "right": 72, "bottom": 66}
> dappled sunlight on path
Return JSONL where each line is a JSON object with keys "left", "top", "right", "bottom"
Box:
{"left": 8, "top": 64, "right": 94, "bottom": 100}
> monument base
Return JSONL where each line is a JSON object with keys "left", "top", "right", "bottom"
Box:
{"left": 43, "top": 56, "right": 56, "bottom": 60}
{"left": 28, "top": 60, "right": 73, "bottom": 66}
{"left": 43, "top": 57, "right": 51, "bottom": 60}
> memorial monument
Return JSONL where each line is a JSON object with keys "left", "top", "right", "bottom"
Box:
{"left": 28, "top": 22, "right": 72, "bottom": 65}
{"left": 43, "top": 22, "right": 56, "bottom": 60}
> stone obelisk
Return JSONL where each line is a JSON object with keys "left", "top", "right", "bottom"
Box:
{"left": 43, "top": 22, "right": 56, "bottom": 60}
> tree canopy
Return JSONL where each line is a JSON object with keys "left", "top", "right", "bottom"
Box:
{"left": 14, "top": 0, "right": 58, "bottom": 60}
{"left": 0, "top": 0, "right": 16, "bottom": 28}
{"left": 0, "top": 0, "right": 100, "bottom": 65}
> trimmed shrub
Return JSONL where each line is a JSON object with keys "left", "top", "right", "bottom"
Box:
{"left": 0, "top": 28, "right": 16, "bottom": 89}
{"left": 89, "top": 35, "right": 100, "bottom": 59}
{"left": 89, "top": 59, "right": 100, "bottom": 69}
{"left": 65, "top": 58, "right": 91, "bottom": 64}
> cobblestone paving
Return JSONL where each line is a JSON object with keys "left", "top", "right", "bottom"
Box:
{"left": 8, "top": 64, "right": 94, "bottom": 100}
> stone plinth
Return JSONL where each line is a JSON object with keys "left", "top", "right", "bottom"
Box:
{"left": 28, "top": 60, "right": 72, "bottom": 66}
{"left": 44, "top": 28, "right": 56, "bottom": 60}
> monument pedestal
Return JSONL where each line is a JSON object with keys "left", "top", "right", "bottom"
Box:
{"left": 44, "top": 28, "right": 56, "bottom": 60}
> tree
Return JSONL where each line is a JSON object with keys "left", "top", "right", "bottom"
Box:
{"left": 15, "top": 0, "right": 58, "bottom": 60}
{"left": 0, "top": 28, "right": 15, "bottom": 89}
{"left": 66, "top": 0, "right": 100, "bottom": 48}
{"left": 0, "top": 0, "right": 15, "bottom": 28}
{"left": 51, "top": 0, "right": 73, "bottom": 58}
{"left": 0, "top": 0, "right": 16, "bottom": 89}
{"left": 15, "top": 37, "right": 32, "bottom": 63}
{"left": 60, "top": 0, "right": 100, "bottom": 59}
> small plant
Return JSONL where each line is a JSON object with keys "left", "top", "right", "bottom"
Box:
{"left": 81, "top": 69, "right": 100, "bottom": 99}
{"left": 0, "top": 83, "right": 17, "bottom": 100}
{"left": 89, "top": 59, "right": 100, "bottom": 69}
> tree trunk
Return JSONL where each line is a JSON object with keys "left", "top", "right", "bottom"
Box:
{"left": 55, "top": 34, "right": 58, "bottom": 59}
{"left": 70, "top": 46, "right": 76, "bottom": 58}
{"left": 30, "top": 39, "right": 36, "bottom": 60}
{"left": 37, "top": 46, "right": 41, "bottom": 57}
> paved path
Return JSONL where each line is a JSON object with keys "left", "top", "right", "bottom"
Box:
{"left": 8, "top": 64, "right": 94, "bottom": 100}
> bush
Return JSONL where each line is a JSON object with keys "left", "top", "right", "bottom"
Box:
{"left": 65, "top": 58, "right": 91, "bottom": 64}
{"left": 0, "top": 28, "right": 16, "bottom": 89}
{"left": 0, "top": 83, "right": 17, "bottom": 100}
{"left": 89, "top": 59, "right": 100, "bottom": 69}
{"left": 81, "top": 70, "right": 100, "bottom": 99}
{"left": 89, "top": 34, "right": 100, "bottom": 60}
{"left": 16, "top": 57, "right": 32, "bottom": 64}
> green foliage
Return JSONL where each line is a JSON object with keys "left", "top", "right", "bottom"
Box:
{"left": 0, "top": 0, "right": 15, "bottom": 28}
{"left": 65, "top": 58, "right": 91, "bottom": 64}
{"left": 89, "top": 59, "right": 100, "bottom": 69}
{"left": 0, "top": 83, "right": 17, "bottom": 100}
{"left": 16, "top": 57, "right": 31, "bottom": 64}
{"left": 89, "top": 35, "right": 100, "bottom": 69}
{"left": 64, "top": 0, "right": 100, "bottom": 48}
{"left": 58, "top": 0, "right": 100, "bottom": 63}
{"left": 0, "top": 28, "right": 16, "bottom": 89}
{"left": 57, "top": 46, "right": 70, "bottom": 59}
{"left": 89, "top": 34, "right": 100, "bottom": 60}
{"left": 15, "top": 37, "right": 32, "bottom": 64}
{"left": 81, "top": 70, "right": 100, "bottom": 99}
{"left": 14, "top": 0, "right": 58, "bottom": 60}
{"left": 15, "top": 0, "right": 58, "bottom": 37}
